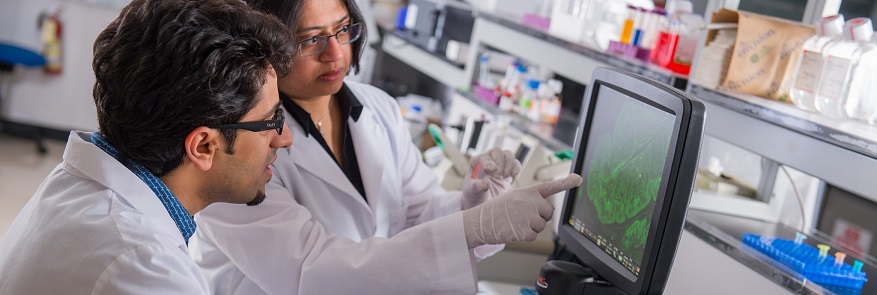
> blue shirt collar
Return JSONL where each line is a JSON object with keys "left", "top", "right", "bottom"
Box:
{"left": 89, "top": 133, "right": 197, "bottom": 245}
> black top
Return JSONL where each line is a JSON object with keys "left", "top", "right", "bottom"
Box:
{"left": 281, "top": 84, "right": 368, "bottom": 202}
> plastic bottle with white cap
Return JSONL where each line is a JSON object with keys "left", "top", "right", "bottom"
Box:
{"left": 815, "top": 17, "right": 876, "bottom": 119}
{"left": 540, "top": 79, "right": 564, "bottom": 124}
{"left": 790, "top": 14, "right": 844, "bottom": 112}
{"left": 842, "top": 19, "right": 877, "bottom": 124}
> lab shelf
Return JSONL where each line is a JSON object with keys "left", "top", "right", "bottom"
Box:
{"left": 682, "top": 208, "right": 875, "bottom": 295}
{"left": 457, "top": 90, "right": 576, "bottom": 153}
{"left": 677, "top": 209, "right": 856, "bottom": 295}
{"left": 464, "top": 13, "right": 688, "bottom": 90}
{"left": 689, "top": 84, "right": 877, "bottom": 204}
{"left": 381, "top": 10, "right": 688, "bottom": 91}
{"left": 381, "top": 33, "right": 467, "bottom": 88}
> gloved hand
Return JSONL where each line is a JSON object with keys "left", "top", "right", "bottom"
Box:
{"left": 462, "top": 174, "right": 582, "bottom": 248}
{"left": 461, "top": 148, "right": 522, "bottom": 210}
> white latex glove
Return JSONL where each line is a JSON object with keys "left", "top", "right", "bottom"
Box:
{"left": 462, "top": 174, "right": 583, "bottom": 248}
{"left": 461, "top": 148, "right": 522, "bottom": 210}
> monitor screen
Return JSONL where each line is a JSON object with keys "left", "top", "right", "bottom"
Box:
{"left": 568, "top": 85, "right": 675, "bottom": 277}
{"left": 557, "top": 67, "right": 705, "bottom": 295}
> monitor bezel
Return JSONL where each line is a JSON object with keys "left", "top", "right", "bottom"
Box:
{"left": 558, "top": 67, "right": 704, "bottom": 295}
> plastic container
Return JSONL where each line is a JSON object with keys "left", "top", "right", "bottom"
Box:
{"left": 841, "top": 21, "right": 877, "bottom": 124}
{"left": 650, "top": 0, "right": 701, "bottom": 75}
{"left": 540, "top": 79, "right": 564, "bottom": 124}
{"left": 593, "top": 0, "right": 629, "bottom": 49}
{"left": 640, "top": 8, "right": 666, "bottom": 50}
{"left": 519, "top": 79, "right": 541, "bottom": 117}
{"left": 790, "top": 15, "right": 845, "bottom": 112}
{"left": 815, "top": 18, "right": 877, "bottom": 119}
{"left": 478, "top": 53, "right": 494, "bottom": 88}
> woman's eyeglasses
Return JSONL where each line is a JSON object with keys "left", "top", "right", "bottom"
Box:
{"left": 297, "top": 23, "right": 362, "bottom": 57}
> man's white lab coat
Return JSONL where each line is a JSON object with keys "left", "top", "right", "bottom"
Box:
{"left": 0, "top": 132, "right": 209, "bottom": 294}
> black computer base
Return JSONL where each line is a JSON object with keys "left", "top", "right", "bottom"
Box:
{"left": 535, "top": 260, "right": 627, "bottom": 295}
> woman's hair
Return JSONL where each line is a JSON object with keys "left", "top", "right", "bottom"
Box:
{"left": 245, "top": 0, "right": 368, "bottom": 75}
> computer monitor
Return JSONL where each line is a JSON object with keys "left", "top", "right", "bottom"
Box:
{"left": 554, "top": 67, "right": 705, "bottom": 295}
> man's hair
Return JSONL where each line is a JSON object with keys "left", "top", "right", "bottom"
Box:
{"left": 92, "top": 0, "right": 295, "bottom": 177}
{"left": 244, "top": 0, "right": 368, "bottom": 75}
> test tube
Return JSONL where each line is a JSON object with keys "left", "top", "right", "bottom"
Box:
{"left": 853, "top": 260, "right": 864, "bottom": 273}
{"left": 632, "top": 8, "right": 646, "bottom": 46}
{"left": 620, "top": 5, "right": 637, "bottom": 44}
{"left": 794, "top": 232, "right": 806, "bottom": 245}
{"left": 817, "top": 244, "right": 830, "bottom": 260}
{"left": 835, "top": 252, "right": 847, "bottom": 267}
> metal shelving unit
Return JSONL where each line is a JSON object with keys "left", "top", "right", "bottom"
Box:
{"left": 690, "top": 84, "right": 877, "bottom": 204}
{"left": 463, "top": 14, "right": 688, "bottom": 90}
{"left": 380, "top": 11, "right": 690, "bottom": 153}
{"left": 381, "top": 33, "right": 467, "bottom": 88}
{"left": 455, "top": 90, "right": 576, "bottom": 152}
{"left": 381, "top": 6, "right": 877, "bottom": 202}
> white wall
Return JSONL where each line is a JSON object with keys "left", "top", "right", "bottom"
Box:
{"left": 0, "top": 0, "right": 121, "bottom": 131}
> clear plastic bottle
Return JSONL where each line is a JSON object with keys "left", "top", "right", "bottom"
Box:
{"left": 538, "top": 0, "right": 555, "bottom": 19}
{"left": 527, "top": 80, "right": 544, "bottom": 121}
{"left": 843, "top": 25, "right": 877, "bottom": 124}
{"left": 540, "top": 79, "right": 564, "bottom": 124}
{"left": 478, "top": 53, "right": 494, "bottom": 88}
{"left": 651, "top": 0, "right": 701, "bottom": 75}
{"left": 519, "top": 79, "right": 540, "bottom": 117}
{"left": 790, "top": 15, "right": 844, "bottom": 112}
{"left": 815, "top": 18, "right": 876, "bottom": 119}
{"left": 640, "top": 8, "right": 666, "bottom": 50}
{"left": 499, "top": 60, "right": 521, "bottom": 94}
{"left": 594, "top": 0, "right": 629, "bottom": 49}
{"left": 499, "top": 90, "right": 515, "bottom": 112}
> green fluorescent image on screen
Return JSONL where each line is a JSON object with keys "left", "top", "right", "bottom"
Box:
{"left": 572, "top": 85, "right": 674, "bottom": 275}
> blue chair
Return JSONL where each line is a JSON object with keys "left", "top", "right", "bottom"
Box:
{"left": 0, "top": 43, "right": 48, "bottom": 154}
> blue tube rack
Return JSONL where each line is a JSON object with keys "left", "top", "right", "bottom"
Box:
{"left": 742, "top": 233, "right": 868, "bottom": 292}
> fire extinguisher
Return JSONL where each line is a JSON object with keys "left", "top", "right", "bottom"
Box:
{"left": 40, "top": 6, "right": 63, "bottom": 74}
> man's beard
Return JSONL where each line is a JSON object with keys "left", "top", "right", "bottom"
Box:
{"left": 246, "top": 190, "right": 266, "bottom": 206}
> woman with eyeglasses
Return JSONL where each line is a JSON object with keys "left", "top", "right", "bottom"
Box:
{"left": 190, "top": 0, "right": 583, "bottom": 294}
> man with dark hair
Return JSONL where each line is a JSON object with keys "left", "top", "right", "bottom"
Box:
{"left": 0, "top": 0, "right": 294, "bottom": 293}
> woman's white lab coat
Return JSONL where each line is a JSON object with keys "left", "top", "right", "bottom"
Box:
{"left": 0, "top": 132, "right": 209, "bottom": 294}
{"left": 191, "top": 81, "right": 481, "bottom": 294}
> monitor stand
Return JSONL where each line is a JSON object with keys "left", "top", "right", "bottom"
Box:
{"left": 535, "top": 260, "right": 627, "bottom": 295}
